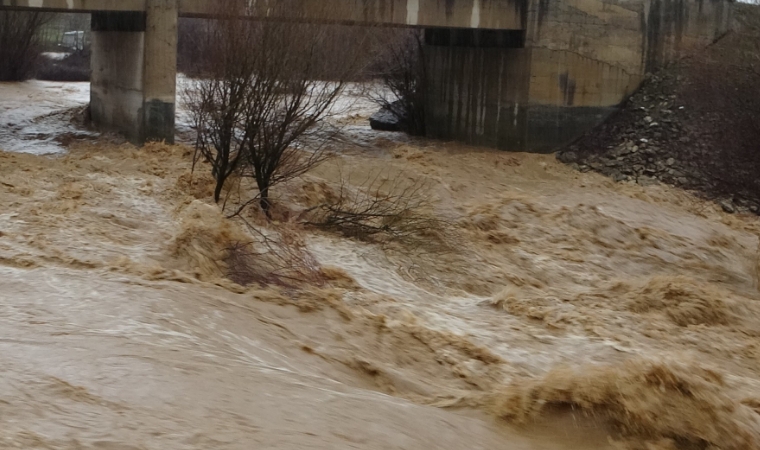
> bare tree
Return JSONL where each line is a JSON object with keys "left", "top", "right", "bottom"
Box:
{"left": 182, "top": 10, "right": 257, "bottom": 204}
{"left": 368, "top": 30, "right": 428, "bottom": 136}
{"left": 0, "top": 11, "right": 51, "bottom": 81}
{"left": 237, "top": 20, "right": 342, "bottom": 216}
{"left": 184, "top": 0, "right": 366, "bottom": 213}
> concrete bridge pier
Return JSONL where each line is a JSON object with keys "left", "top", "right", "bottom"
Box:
{"left": 424, "top": 0, "right": 731, "bottom": 153}
{"left": 423, "top": 29, "right": 630, "bottom": 153}
{"left": 90, "top": 0, "right": 177, "bottom": 144}
{"left": 424, "top": 28, "right": 531, "bottom": 151}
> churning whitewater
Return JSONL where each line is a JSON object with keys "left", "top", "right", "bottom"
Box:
{"left": 1, "top": 81, "right": 760, "bottom": 450}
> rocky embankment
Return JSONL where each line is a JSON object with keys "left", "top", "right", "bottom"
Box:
{"left": 557, "top": 8, "right": 760, "bottom": 214}
{"left": 558, "top": 73, "right": 691, "bottom": 187}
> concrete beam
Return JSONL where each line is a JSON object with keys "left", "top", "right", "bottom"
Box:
{"left": 0, "top": 0, "right": 526, "bottom": 30}
{"left": 0, "top": 0, "right": 145, "bottom": 12}
{"left": 179, "top": 0, "right": 526, "bottom": 29}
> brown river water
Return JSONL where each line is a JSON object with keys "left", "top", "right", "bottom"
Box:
{"left": 2, "top": 82, "right": 760, "bottom": 450}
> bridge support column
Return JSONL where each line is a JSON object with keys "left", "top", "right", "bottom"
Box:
{"left": 424, "top": 32, "right": 629, "bottom": 153}
{"left": 90, "top": 0, "right": 177, "bottom": 144}
{"left": 424, "top": 29, "right": 531, "bottom": 151}
{"left": 142, "top": 0, "right": 178, "bottom": 143}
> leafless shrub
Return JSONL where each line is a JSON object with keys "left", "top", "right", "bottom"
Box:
{"left": 301, "top": 171, "right": 449, "bottom": 250}
{"left": 177, "top": 18, "right": 213, "bottom": 78}
{"left": 0, "top": 11, "right": 52, "bottom": 81}
{"left": 368, "top": 29, "right": 427, "bottom": 136}
{"left": 184, "top": 0, "right": 367, "bottom": 214}
{"left": 225, "top": 219, "right": 324, "bottom": 288}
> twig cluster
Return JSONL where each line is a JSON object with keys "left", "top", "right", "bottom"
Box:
{"left": 301, "top": 171, "right": 448, "bottom": 250}
{"left": 225, "top": 217, "right": 323, "bottom": 288}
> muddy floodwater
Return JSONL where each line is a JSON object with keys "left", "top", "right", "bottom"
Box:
{"left": 1, "top": 82, "right": 760, "bottom": 449}
{"left": 0, "top": 81, "right": 93, "bottom": 155}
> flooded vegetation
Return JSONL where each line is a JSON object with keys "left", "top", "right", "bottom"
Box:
{"left": 2, "top": 78, "right": 760, "bottom": 448}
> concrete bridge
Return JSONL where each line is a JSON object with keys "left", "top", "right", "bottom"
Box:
{"left": 0, "top": 0, "right": 732, "bottom": 151}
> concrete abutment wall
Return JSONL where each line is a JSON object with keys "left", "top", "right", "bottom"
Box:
{"left": 426, "top": 0, "right": 731, "bottom": 152}
{"left": 521, "top": 0, "right": 732, "bottom": 151}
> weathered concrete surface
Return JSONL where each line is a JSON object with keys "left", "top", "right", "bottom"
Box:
{"left": 426, "top": 0, "right": 731, "bottom": 151}
{"left": 89, "top": 1, "right": 177, "bottom": 144}
{"left": 526, "top": 0, "right": 731, "bottom": 151}
{"left": 425, "top": 35, "right": 531, "bottom": 149}
{"left": 90, "top": 12, "right": 146, "bottom": 143}
{"left": 142, "top": 0, "right": 177, "bottom": 143}
{"left": 520, "top": 46, "right": 638, "bottom": 151}
{"left": 0, "top": 0, "right": 145, "bottom": 12}
{"left": 181, "top": 0, "right": 526, "bottom": 29}
{"left": 1, "top": 0, "right": 527, "bottom": 29}
{"left": 1, "top": 0, "right": 732, "bottom": 150}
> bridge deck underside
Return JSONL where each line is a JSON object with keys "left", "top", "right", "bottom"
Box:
{"left": 0, "top": 0, "right": 525, "bottom": 30}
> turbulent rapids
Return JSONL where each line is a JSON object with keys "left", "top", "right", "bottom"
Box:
{"left": 2, "top": 81, "right": 760, "bottom": 450}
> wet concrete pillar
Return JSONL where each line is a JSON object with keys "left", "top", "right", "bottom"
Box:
{"left": 90, "top": 10, "right": 147, "bottom": 144}
{"left": 89, "top": 0, "right": 177, "bottom": 144}
{"left": 423, "top": 28, "right": 531, "bottom": 151}
{"left": 143, "top": 0, "right": 177, "bottom": 144}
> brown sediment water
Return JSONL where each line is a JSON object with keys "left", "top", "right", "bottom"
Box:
{"left": 2, "top": 86, "right": 760, "bottom": 449}
{"left": 0, "top": 80, "right": 93, "bottom": 155}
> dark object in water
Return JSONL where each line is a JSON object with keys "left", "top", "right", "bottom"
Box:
{"left": 369, "top": 100, "right": 408, "bottom": 132}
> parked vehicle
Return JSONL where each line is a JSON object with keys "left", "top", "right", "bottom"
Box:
{"left": 60, "top": 30, "right": 86, "bottom": 51}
